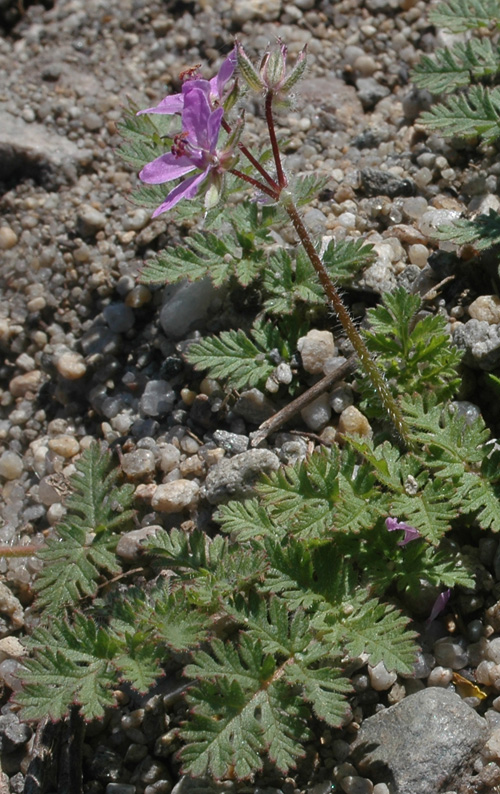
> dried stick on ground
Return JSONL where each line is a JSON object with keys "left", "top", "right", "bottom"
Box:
{"left": 251, "top": 354, "right": 358, "bottom": 446}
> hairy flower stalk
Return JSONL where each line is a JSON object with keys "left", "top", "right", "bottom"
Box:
{"left": 137, "top": 41, "right": 410, "bottom": 443}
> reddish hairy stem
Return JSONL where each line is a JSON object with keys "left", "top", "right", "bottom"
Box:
{"left": 283, "top": 198, "right": 410, "bottom": 445}
{"left": 229, "top": 169, "right": 277, "bottom": 199}
{"left": 222, "top": 119, "right": 279, "bottom": 191}
{"left": 265, "top": 91, "right": 287, "bottom": 189}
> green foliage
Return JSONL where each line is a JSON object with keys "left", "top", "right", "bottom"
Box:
{"left": 413, "top": 1, "right": 500, "bottom": 143}
{"left": 430, "top": 208, "right": 500, "bottom": 253}
{"left": 185, "top": 315, "right": 301, "bottom": 391}
{"left": 140, "top": 200, "right": 274, "bottom": 288}
{"left": 429, "top": 0, "right": 500, "bottom": 32}
{"left": 412, "top": 39, "right": 500, "bottom": 95}
{"left": 420, "top": 85, "right": 500, "bottom": 143}
{"left": 358, "top": 287, "right": 462, "bottom": 418}
{"left": 33, "top": 444, "right": 135, "bottom": 615}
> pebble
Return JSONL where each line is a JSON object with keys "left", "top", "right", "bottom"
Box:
{"left": 159, "top": 444, "right": 181, "bottom": 473}
{"left": 0, "top": 226, "right": 18, "bottom": 249}
{"left": 468, "top": 295, "right": 500, "bottom": 325}
{"left": 337, "top": 406, "right": 372, "bottom": 438}
{"left": 103, "top": 303, "right": 135, "bottom": 333}
{"left": 116, "top": 526, "right": 161, "bottom": 561}
{"left": 300, "top": 393, "right": 331, "bottom": 431}
{"left": 297, "top": 330, "right": 336, "bottom": 374}
{"left": 140, "top": 381, "right": 176, "bottom": 418}
{"left": 0, "top": 582, "right": 23, "bottom": 629}
{"left": 0, "top": 451, "right": 23, "bottom": 480}
{"left": 76, "top": 204, "right": 107, "bottom": 236}
{"left": 212, "top": 430, "right": 249, "bottom": 454}
{"left": 368, "top": 661, "right": 398, "bottom": 691}
{"left": 48, "top": 435, "right": 80, "bottom": 459}
{"left": 204, "top": 449, "right": 280, "bottom": 504}
{"left": 340, "top": 776, "right": 374, "bottom": 794}
{"left": 121, "top": 449, "right": 156, "bottom": 480}
{"left": 55, "top": 351, "right": 87, "bottom": 380}
{"left": 234, "top": 389, "right": 275, "bottom": 424}
{"left": 9, "top": 371, "right": 42, "bottom": 398}
{"left": 427, "top": 666, "right": 453, "bottom": 687}
{"left": 151, "top": 480, "right": 200, "bottom": 512}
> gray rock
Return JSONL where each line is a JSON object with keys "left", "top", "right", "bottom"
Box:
{"left": 160, "top": 278, "right": 219, "bottom": 339}
{"left": 115, "top": 526, "right": 162, "bottom": 561}
{"left": 234, "top": 388, "right": 275, "bottom": 424}
{"left": 204, "top": 449, "right": 280, "bottom": 504}
{"left": 76, "top": 204, "right": 107, "bottom": 237}
{"left": 103, "top": 303, "right": 135, "bottom": 333}
{"left": 359, "top": 168, "right": 415, "bottom": 198}
{"left": 355, "top": 78, "right": 390, "bottom": 110}
{"left": 453, "top": 320, "right": 500, "bottom": 370}
{"left": 349, "top": 688, "right": 488, "bottom": 794}
{"left": 80, "top": 325, "right": 121, "bottom": 357}
{"left": 0, "top": 714, "right": 31, "bottom": 751}
{"left": 0, "top": 109, "right": 83, "bottom": 188}
{"left": 212, "top": 429, "right": 249, "bottom": 454}
{"left": 140, "top": 380, "right": 176, "bottom": 417}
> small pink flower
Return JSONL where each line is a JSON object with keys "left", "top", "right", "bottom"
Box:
{"left": 385, "top": 517, "right": 421, "bottom": 546}
{"left": 137, "top": 48, "right": 237, "bottom": 117}
{"left": 426, "top": 589, "right": 451, "bottom": 627}
{"left": 139, "top": 88, "right": 237, "bottom": 216}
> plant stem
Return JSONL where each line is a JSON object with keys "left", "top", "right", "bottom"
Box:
{"left": 283, "top": 197, "right": 411, "bottom": 446}
{"left": 222, "top": 119, "right": 279, "bottom": 191}
{"left": 229, "top": 168, "right": 277, "bottom": 199}
{"left": 265, "top": 91, "right": 287, "bottom": 188}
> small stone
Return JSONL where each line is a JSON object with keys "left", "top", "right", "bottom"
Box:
{"left": 0, "top": 636, "right": 26, "bottom": 662}
{"left": 427, "top": 665, "right": 453, "bottom": 687}
{"left": 159, "top": 444, "right": 181, "bottom": 473}
{"left": 103, "top": 303, "right": 135, "bottom": 333}
{"left": 453, "top": 319, "right": 500, "bottom": 370}
{"left": 337, "top": 406, "right": 372, "bottom": 438}
{"left": 48, "top": 435, "right": 80, "bottom": 459}
{"left": 353, "top": 54, "right": 378, "bottom": 76}
{"left": 152, "top": 480, "right": 200, "bottom": 512}
{"left": 234, "top": 389, "right": 275, "bottom": 424}
{"left": 360, "top": 167, "right": 415, "bottom": 198}
{"left": 0, "top": 226, "right": 18, "bottom": 249}
{"left": 140, "top": 381, "right": 176, "bottom": 417}
{"left": 56, "top": 351, "right": 87, "bottom": 380}
{"left": 356, "top": 77, "right": 390, "bottom": 110}
{"left": 179, "top": 455, "right": 205, "bottom": 477}
{"left": 204, "top": 449, "right": 280, "bottom": 504}
{"left": 121, "top": 449, "right": 156, "bottom": 480}
{"left": 368, "top": 661, "right": 397, "bottom": 691}
{"left": 116, "top": 527, "right": 162, "bottom": 561}
{"left": 433, "top": 637, "right": 468, "bottom": 670}
{"left": 340, "top": 776, "right": 374, "bottom": 794}
{"left": 298, "top": 329, "right": 336, "bottom": 374}
{"left": 483, "top": 728, "right": 500, "bottom": 763}
{"left": 0, "top": 582, "right": 23, "bottom": 628}
{"left": 212, "top": 430, "right": 249, "bottom": 454}
{"left": 9, "top": 370, "right": 42, "bottom": 397}
{"left": 77, "top": 204, "right": 107, "bottom": 236}
{"left": 486, "top": 637, "right": 500, "bottom": 663}
{"left": 408, "top": 244, "right": 429, "bottom": 269}
{"left": 300, "top": 393, "right": 331, "bottom": 431}
{"left": 125, "top": 285, "right": 152, "bottom": 308}
{"left": 468, "top": 295, "right": 500, "bottom": 325}
{"left": 0, "top": 451, "right": 23, "bottom": 480}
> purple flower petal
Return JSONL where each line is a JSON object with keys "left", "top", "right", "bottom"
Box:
{"left": 214, "top": 47, "right": 237, "bottom": 98}
{"left": 425, "top": 588, "right": 451, "bottom": 627}
{"left": 151, "top": 169, "right": 210, "bottom": 217}
{"left": 139, "top": 153, "right": 196, "bottom": 184}
{"left": 136, "top": 93, "right": 185, "bottom": 116}
{"left": 385, "top": 517, "right": 421, "bottom": 546}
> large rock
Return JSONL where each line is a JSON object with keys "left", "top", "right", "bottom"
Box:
{"left": 0, "top": 110, "right": 85, "bottom": 188}
{"left": 349, "top": 688, "right": 488, "bottom": 794}
{"left": 204, "top": 449, "right": 280, "bottom": 504}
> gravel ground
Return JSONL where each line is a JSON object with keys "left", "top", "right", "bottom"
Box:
{"left": 3, "top": 0, "right": 500, "bottom": 792}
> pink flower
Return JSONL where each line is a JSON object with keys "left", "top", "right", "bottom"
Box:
{"left": 426, "top": 589, "right": 451, "bottom": 627}
{"left": 137, "top": 48, "right": 237, "bottom": 117}
{"left": 385, "top": 517, "right": 421, "bottom": 546}
{"left": 138, "top": 87, "right": 236, "bottom": 216}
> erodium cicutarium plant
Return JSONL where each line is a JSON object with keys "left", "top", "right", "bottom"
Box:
{"left": 136, "top": 40, "right": 409, "bottom": 444}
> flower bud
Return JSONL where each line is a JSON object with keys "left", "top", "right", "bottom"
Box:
{"left": 235, "top": 38, "right": 307, "bottom": 105}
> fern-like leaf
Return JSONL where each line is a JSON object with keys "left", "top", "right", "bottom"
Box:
{"left": 429, "top": 0, "right": 500, "bottom": 32}
{"left": 420, "top": 85, "right": 500, "bottom": 143}
{"left": 412, "top": 39, "right": 500, "bottom": 94}
{"left": 432, "top": 209, "right": 500, "bottom": 251}
{"left": 34, "top": 444, "right": 134, "bottom": 614}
